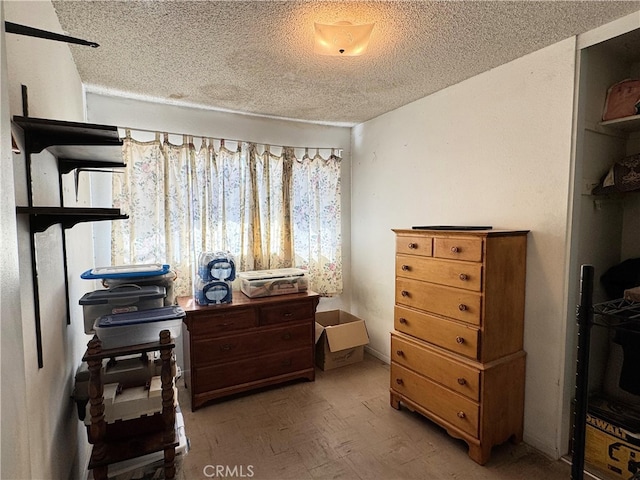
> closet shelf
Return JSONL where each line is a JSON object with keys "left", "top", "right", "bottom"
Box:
{"left": 16, "top": 206, "right": 128, "bottom": 233}
{"left": 600, "top": 114, "right": 640, "bottom": 132}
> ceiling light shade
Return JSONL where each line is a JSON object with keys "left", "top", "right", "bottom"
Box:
{"left": 314, "top": 21, "right": 375, "bottom": 56}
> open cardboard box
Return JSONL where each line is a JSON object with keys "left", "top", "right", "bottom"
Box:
{"left": 315, "top": 310, "right": 369, "bottom": 371}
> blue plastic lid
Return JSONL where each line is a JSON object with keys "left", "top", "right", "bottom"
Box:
{"left": 96, "top": 306, "right": 185, "bottom": 328}
{"left": 81, "top": 264, "right": 171, "bottom": 280}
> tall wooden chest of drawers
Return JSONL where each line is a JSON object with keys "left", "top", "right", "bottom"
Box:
{"left": 390, "top": 229, "right": 528, "bottom": 465}
{"left": 179, "top": 292, "right": 319, "bottom": 410}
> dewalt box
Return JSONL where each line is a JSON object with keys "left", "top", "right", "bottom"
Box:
{"left": 585, "top": 401, "right": 640, "bottom": 480}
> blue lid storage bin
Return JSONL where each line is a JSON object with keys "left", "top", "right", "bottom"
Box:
{"left": 81, "top": 264, "right": 171, "bottom": 280}
{"left": 94, "top": 306, "right": 185, "bottom": 349}
{"left": 79, "top": 285, "right": 166, "bottom": 335}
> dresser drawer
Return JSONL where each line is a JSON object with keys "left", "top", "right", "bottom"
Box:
{"left": 433, "top": 237, "right": 483, "bottom": 262}
{"left": 394, "top": 306, "right": 479, "bottom": 358}
{"left": 391, "top": 363, "right": 479, "bottom": 438}
{"left": 188, "top": 308, "right": 257, "bottom": 336}
{"left": 391, "top": 334, "right": 480, "bottom": 400}
{"left": 396, "top": 254, "right": 482, "bottom": 291}
{"left": 193, "top": 347, "right": 312, "bottom": 392}
{"left": 396, "top": 278, "right": 482, "bottom": 325}
{"left": 192, "top": 322, "right": 312, "bottom": 364}
{"left": 396, "top": 235, "right": 433, "bottom": 257}
{"left": 260, "top": 301, "right": 315, "bottom": 326}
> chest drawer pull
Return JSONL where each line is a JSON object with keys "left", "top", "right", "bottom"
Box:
{"left": 456, "top": 336, "right": 465, "bottom": 344}
{"left": 457, "top": 377, "right": 466, "bottom": 385}
{"left": 401, "top": 264, "right": 410, "bottom": 271}
{"left": 457, "top": 411, "right": 466, "bottom": 419}
{"left": 451, "top": 246, "right": 460, "bottom": 253}
{"left": 396, "top": 378, "right": 404, "bottom": 385}
{"left": 458, "top": 304, "right": 467, "bottom": 311}
{"left": 401, "top": 290, "right": 410, "bottom": 297}
{"left": 459, "top": 273, "right": 468, "bottom": 281}
{"left": 220, "top": 343, "right": 235, "bottom": 351}
{"left": 408, "top": 243, "right": 417, "bottom": 249}
{"left": 282, "top": 332, "right": 292, "bottom": 340}
{"left": 399, "top": 317, "right": 407, "bottom": 324}
{"left": 396, "top": 350, "right": 404, "bottom": 356}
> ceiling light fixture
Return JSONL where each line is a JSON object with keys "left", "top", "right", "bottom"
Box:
{"left": 314, "top": 21, "right": 375, "bottom": 56}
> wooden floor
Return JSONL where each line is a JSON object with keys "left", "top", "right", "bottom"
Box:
{"left": 178, "top": 353, "right": 571, "bottom": 480}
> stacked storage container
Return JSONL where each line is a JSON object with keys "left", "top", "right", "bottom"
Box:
{"left": 75, "top": 263, "right": 188, "bottom": 477}
{"left": 193, "top": 251, "right": 236, "bottom": 305}
{"left": 79, "top": 264, "right": 184, "bottom": 346}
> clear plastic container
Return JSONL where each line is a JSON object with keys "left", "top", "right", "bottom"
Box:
{"left": 94, "top": 306, "right": 185, "bottom": 349}
{"left": 79, "top": 285, "right": 166, "bottom": 334}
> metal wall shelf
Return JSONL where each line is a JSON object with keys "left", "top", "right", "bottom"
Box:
{"left": 13, "top": 115, "right": 127, "bottom": 368}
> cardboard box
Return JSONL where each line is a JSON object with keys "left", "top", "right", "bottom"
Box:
{"left": 315, "top": 310, "right": 369, "bottom": 371}
{"left": 585, "top": 411, "right": 640, "bottom": 479}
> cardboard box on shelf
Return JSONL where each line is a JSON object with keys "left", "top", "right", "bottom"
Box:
{"left": 315, "top": 310, "right": 369, "bottom": 371}
{"left": 585, "top": 409, "right": 640, "bottom": 480}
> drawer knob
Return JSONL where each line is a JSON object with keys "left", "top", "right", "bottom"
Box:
{"left": 220, "top": 344, "right": 234, "bottom": 351}
{"left": 282, "top": 332, "right": 292, "bottom": 340}
{"left": 401, "top": 264, "right": 410, "bottom": 271}
{"left": 457, "top": 411, "right": 466, "bottom": 419}
{"left": 408, "top": 243, "right": 417, "bottom": 249}
{"left": 396, "top": 378, "right": 404, "bottom": 385}
{"left": 396, "top": 350, "right": 404, "bottom": 357}
{"left": 459, "top": 273, "right": 468, "bottom": 281}
{"left": 401, "top": 290, "right": 409, "bottom": 297}
{"left": 458, "top": 304, "right": 467, "bottom": 311}
{"left": 451, "top": 246, "right": 460, "bottom": 253}
{"left": 456, "top": 336, "right": 465, "bottom": 344}
{"left": 457, "top": 377, "right": 466, "bottom": 385}
{"left": 399, "top": 317, "right": 407, "bottom": 324}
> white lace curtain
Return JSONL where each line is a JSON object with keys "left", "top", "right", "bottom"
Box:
{"left": 111, "top": 131, "right": 343, "bottom": 297}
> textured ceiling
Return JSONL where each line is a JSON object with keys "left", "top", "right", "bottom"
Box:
{"left": 50, "top": 1, "right": 640, "bottom": 126}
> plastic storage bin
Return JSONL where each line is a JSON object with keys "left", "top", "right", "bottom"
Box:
{"left": 79, "top": 285, "right": 166, "bottom": 334}
{"left": 238, "top": 268, "right": 308, "bottom": 298}
{"left": 81, "top": 264, "right": 177, "bottom": 306}
{"left": 94, "top": 306, "right": 185, "bottom": 349}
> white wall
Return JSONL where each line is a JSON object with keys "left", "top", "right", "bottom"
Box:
{"left": 3, "top": 1, "right": 96, "bottom": 478}
{"left": 350, "top": 38, "right": 578, "bottom": 458}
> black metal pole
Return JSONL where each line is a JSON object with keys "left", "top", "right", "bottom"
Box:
{"left": 572, "top": 264, "right": 594, "bottom": 480}
{"left": 5, "top": 21, "right": 99, "bottom": 48}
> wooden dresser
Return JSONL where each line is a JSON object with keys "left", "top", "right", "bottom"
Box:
{"left": 390, "top": 228, "right": 528, "bottom": 465}
{"left": 179, "top": 291, "right": 319, "bottom": 410}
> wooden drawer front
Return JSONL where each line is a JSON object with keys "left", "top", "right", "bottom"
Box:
{"left": 260, "top": 301, "right": 314, "bottom": 326}
{"left": 192, "top": 322, "right": 312, "bottom": 364}
{"left": 396, "top": 254, "right": 482, "bottom": 292}
{"left": 188, "top": 308, "right": 257, "bottom": 336}
{"left": 394, "top": 306, "right": 479, "bottom": 358}
{"left": 391, "top": 335, "right": 480, "bottom": 401}
{"left": 396, "top": 278, "right": 482, "bottom": 325}
{"left": 396, "top": 235, "right": 433, "bottom": 257}
{"left": 433, "top": 237, "right": 483, "bottom": 262}
{"left": 193, "top": 347, "right": 312, "bottom": 393}
{"left": 391, "top": 363, "right": 479, "bottom": 438}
